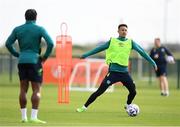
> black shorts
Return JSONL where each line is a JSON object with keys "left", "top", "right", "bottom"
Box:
{"left": 155, "top": 65, "right": 167, "bottom": 77}
{"left": 102, "top": 71, "right": 135, "bottom": 88}
{"left": 18, "top": 60, "right": 43, "bottom": 83}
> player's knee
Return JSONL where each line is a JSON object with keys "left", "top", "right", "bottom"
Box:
{"left": 36, "top": 92, "right": 41, "bottom": 98}
{"left": 33, "top": 92, "right": 41, "bottom": 98}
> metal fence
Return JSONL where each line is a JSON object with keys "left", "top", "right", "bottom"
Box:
{"left": 0, "top": 54, "right": 18, "bottom": 82}
{"left": 0, "top": 53, "right": 179, "bottom": 89}
{"left": 129, "top": 58, "right": 180, "bottom": 89}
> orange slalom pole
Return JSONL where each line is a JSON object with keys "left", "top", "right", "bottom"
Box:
{"left": 56, "top": 22, "right": 72, "bottom": 104}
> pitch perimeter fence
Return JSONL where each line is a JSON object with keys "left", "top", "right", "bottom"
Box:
{"left": 0, "top": 53, "right": 179, "bottom": 89}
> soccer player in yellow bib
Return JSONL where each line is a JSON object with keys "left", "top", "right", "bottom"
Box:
{"left": 76, "top": 24, "right": 157, "bottom": 112}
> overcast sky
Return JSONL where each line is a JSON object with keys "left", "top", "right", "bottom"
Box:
{"left": 0, "top": 0, "right": 180, "bottom": 47}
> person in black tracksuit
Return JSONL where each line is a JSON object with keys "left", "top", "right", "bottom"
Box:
{"left": 150, "top": 38, "right": 175, "bottom": 96}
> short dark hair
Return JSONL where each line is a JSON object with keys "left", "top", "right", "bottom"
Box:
{"left": 155, "top": 37, "right": 160, "bottom": 41}
{"left": 118, "top": 24, "right": 128, "bottom": 29}
{"left": 25, "top": 9, "right": 37, "bottom": 21}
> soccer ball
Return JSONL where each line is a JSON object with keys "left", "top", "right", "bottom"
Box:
{"left": 126, "top": 104, "right": 140, "bottom": 117}
{"left": 166, "top": 56, "right": 175, "bottom": 64}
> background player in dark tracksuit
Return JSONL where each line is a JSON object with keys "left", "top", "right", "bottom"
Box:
{"left": 6, "top": 9, "right": 54, "bottom": 123}
{"left": 76, "top": 24, "right": 157, "bottom": 113}
{"left": 150, "top": 38, "right": 175, "bottom": 96}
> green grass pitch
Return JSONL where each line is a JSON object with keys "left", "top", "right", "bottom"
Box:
{"left": 0, "top": 79, "right": 180, "bottom": 126}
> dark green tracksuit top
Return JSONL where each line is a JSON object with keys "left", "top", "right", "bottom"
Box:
{"left": 6, "top": 21, "right": 54, "bottom": 64}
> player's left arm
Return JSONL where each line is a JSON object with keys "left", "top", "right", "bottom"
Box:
{"left": 40, "top": 27, "right": 54, "bottom": 61}
{"left": 164, "top": 47, "right": 173, "bottom": 56}
{"left": 164, "top": 47, "right": 175, "bottom": 63}
{"left": 132, "top": 41, "right": 157, "bottom": 70}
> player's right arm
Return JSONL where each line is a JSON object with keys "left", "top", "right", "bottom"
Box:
{"left": 149, "top": 48, "right": 155, "bottom": 59}
{"left": 81, "top": 41, "right": 110, "bottom": 59}
{"left": 5, "top": 28, "right": 19, "bottom": 57}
